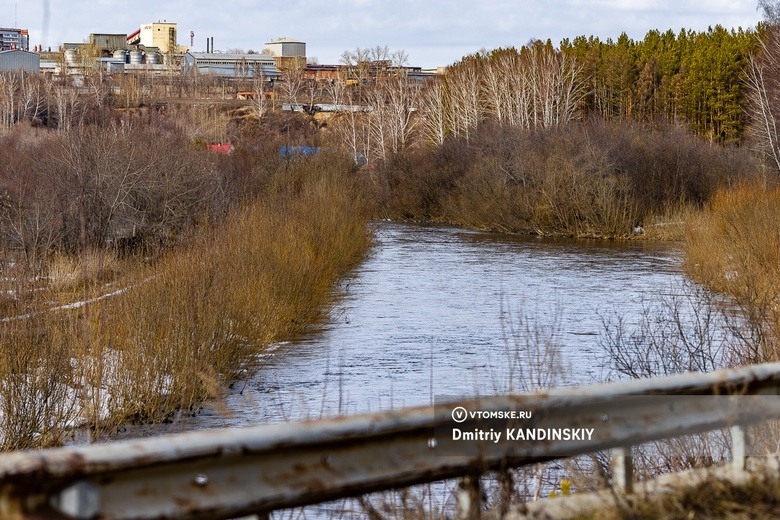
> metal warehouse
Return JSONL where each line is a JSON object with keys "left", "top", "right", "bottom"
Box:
{"left": 183, "top": 52, "right": 280, "bottom": 79}
{"left": 0, "top": 49, "right": 40, "bottom": 73}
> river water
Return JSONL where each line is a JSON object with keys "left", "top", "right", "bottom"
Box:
{"left": 153, "top": 221, "right": 694, "bottom": 433}
{"left": 110, "top": 222, "right": 705, "bottom": 517}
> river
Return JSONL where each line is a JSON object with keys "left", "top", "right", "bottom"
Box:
{"left": 143, "top": 221, "right": 696, "bottom": 434}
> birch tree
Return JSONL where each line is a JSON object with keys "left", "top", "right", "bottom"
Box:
{"left": 251, "top": 65, "right": 268, "bottom": 122}
{"left": 0, "top": 72, "right": 19, "bottom": 129}
{"left": 746, "top": 4, "right": 780, "bottom": 171}
{"left": 381, "top": 67, "right": 420, "bottom": 155}
{"left": 419, "top": 78, "right": 448, "bottom": 145}
{"left": 279, "top": 59, "right": 306, "bottom": 109}
{"left": 53, "top": 85, "right": 81, "bottom": 133}
{"left": 445, "top": 57, "right": 482, "bottom": 140}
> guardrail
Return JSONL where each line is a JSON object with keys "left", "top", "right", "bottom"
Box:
{"left": 2, "top": 363, "right": 780, "bottom": 519}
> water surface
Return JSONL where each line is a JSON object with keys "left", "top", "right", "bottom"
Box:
{"left": 164, "top": 222, "right": 691, "bottom": 431}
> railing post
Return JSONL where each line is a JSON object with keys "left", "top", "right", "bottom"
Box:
{"left": 457, "top": 475, "right": 482, "bottom": 520}
{"left": 732, "top": 424, "right": 747, "bottom": 470}
{"left": 611, "top": 446, "right": 633, "bottom": 493}
{"left": 52, "top": 481, "right": 101, "bottom": 519}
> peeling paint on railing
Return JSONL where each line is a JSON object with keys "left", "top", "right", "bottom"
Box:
{"left": 1, "top": 363, "right": 780, "bottom": 519}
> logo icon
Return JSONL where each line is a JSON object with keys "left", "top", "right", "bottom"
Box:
{"left": 451, "top": 406, "right": 468, "bottom": 423}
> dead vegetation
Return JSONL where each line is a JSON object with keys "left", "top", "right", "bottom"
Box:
{"left": 0, "top": 105, "right": 371, "bottom": 447}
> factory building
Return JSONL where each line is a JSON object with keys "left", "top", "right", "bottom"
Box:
{"left": 0, "top": 49, "right": 40, "bottom": 73}
{"left": 127, "top": 21, "right": 185, "bottom": 54}
{"left": 183, "top": 52, "right": 280, "bottom": 80}
{"left": 90, "top": 34, "right": 129, "bottom": 53}
{"left": 264, "top": 37, "right": 306, "bottom": 59}
{"left": 0, "top": 28, "right": 28, "bottom": 51}
{"left": 264, "top": 37, "right": 306, "bottom": 69}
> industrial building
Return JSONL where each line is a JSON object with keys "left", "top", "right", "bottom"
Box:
{"left": 264, "top": 37, "right": 306, "bottom": 68}
{"left": 183, "top": 52, "right": 279, "bottom": 79}
{"left": 264, "top": 37, "right": 306, "bottom": 59}
{"left": 127, "top": 21, "right": 185, "bottom": 54}
{"left": 90, "top": 34, "right": 129, "bottom": 53}
{"left": 0, "top": 28, "right": 28, "bottom": 51}
{"left": 0, "top": 49, "right": 39, "bottom": 73}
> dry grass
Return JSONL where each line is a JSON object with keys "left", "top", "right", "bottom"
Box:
{"left": 46, "top": 249, "right": 122, "bottom": 292}
{"left": 640, "top": 203, "right": 700, "bottom": 242}
{"left": 684, "top": 181, "right": 780, "bottom": 363}
{"left": 570, "top": 473, "right": 780, "bottom": 520}
{"left": 0, "top": 155, "right": 372, "bottom": 445}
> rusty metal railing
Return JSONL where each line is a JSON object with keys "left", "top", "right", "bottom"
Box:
{"left": 2, "top": 363, "right": 780, "bottom": 519}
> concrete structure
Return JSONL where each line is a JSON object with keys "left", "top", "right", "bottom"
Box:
{"left": 0, "top": 49, "right": 40, "bottom": 73}
{"left": 127, "top": 21, "right": 184, "bottom": 54}
{"left": 183, "top": 52, "right": 279, "bottom": 79}
{"left": 0, "top": 28, "right": 28, "bottom": 51}
{"left": 39, "top": 60, "right": 57, "bottom": 75}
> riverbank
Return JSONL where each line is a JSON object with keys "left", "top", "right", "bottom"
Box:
{"left": 0, "top": 154, "right": 372, "bottom": 450}
{"left": 370, "top": 120, "right": 754, "bottom": 240}
{"left": 684, "top": 182, "right": 780, "bottom": 365}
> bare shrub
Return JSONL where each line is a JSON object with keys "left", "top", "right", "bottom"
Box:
{"left": 81, "top": 154, "right": 371, "bottom": 430}
{"left": 600, "top": 282, "right": 731, "bottom": 380}
{"left": 379, "top": 141, "right": 473, "bottom": 221}
{"left": 594, "top": 276, "right": 751, "bottom": 490}
{"left": 0, "top": 305, "right": 78, "bottom": 450}
{"left": 379, "top": 119, "right": 749, "bottom": 237}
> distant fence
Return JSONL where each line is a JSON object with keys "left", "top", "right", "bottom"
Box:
{"left": 3, "top": 363, "right": 780, "bottom": 519}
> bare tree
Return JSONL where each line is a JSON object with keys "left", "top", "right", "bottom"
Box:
{"left": 279, "top": 58, "right": 306, "bottom": 109}
{"left": 52, "top": 85, "right": 81, "bottom": 133}
{"left": 419, "top": 77, "right": 448, "bottom": 146}
{"left": 746, "top": 26, "right": 780, "bottom": 172}
{"left": 433, "top": 43, "right": 583, "bottom": 140}
{"left": 523, "top": 42, "right": 583, "bottom": 128}
{"left": 83, "top": 67, "right": 108, "bottom": 116}
{"left": 323, "top": 69, "right": 346, "bottom": 110}
{"left": 444, "top": 57, "right": 482, "bottom": 141}
{"left": 330, "top": 87, "right": 371, "bottom": 165}
{"left": 377, "top": 68, "right": 420, "bottom": 156}
{"left": 0, "top": 72, "right": 19, "bottom": 129}
{"left": 3, "top": 178, "right": 60, "bottom": 273}
{"left": 251, "top": 65, "right": 268, "bottom": 122}
{"left": 760, "top": 0, "right": 780, "bottom": 24}
{"left": 482, "top": 50, "right": 509, "bottom": 123}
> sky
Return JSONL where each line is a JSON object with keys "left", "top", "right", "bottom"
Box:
{"left": 8, "top": 0, "right": 766, "bottom": 69}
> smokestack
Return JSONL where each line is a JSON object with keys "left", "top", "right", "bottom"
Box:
{"left": 206, "top": 38, "right": 209, "bottom": 53}
{"left": 211, "top": 37, "right": 214, "bottom": 53}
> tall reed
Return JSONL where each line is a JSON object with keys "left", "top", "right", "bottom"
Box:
{"left": 684, "top": 181, "right": 780, "bottom": 363}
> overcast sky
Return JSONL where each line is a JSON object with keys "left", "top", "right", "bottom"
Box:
{"left": 10, "top": 0, "right": 765, "bottom": 68}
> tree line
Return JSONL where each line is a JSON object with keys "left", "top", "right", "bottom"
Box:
{"left": 561, "top": 26, "right": 760, "bottom": 143}
{"left": 411, "top": 26, "right": 761, "bottom": 148}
